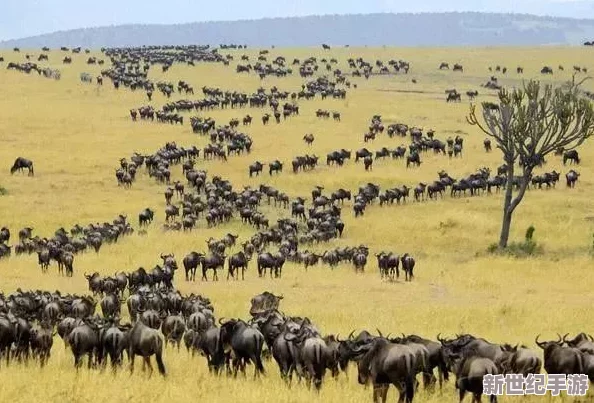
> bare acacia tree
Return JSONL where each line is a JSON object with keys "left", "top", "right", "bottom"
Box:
{"left": 467, "top": 78, "right": 594, "bottom": 248}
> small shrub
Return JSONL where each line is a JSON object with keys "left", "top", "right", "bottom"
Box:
{"left": 487, "top": 226, "right": 543, "bottom": 258}
{"left": 0, "top": 186, "right": 8, "bottom": 196}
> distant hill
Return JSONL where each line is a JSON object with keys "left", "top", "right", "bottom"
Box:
{"left": 2, "top": 12, "right": 594, "bottom": 49}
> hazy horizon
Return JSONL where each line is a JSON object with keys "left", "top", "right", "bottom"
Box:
{"left": 2, "top": 0, "right": 594, "bottom": 41}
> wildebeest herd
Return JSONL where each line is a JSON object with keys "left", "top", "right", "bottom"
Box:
{"left": 1, "top": 43, "right": 592, "bottom": 402}
{"left": 2, "top": 284, "right": 594, "bottom": 403}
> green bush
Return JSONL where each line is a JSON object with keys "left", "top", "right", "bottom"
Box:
{"left": 487, "top": 226, "right": 543, "bottom": 258}
{"left": 0, "top": 186, "right": 8, "bottom": 196}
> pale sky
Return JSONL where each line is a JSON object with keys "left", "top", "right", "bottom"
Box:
{"left": 2, "top": 0, "right": 593, "bottom": 41}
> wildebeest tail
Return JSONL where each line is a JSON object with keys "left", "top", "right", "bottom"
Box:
{"left": 253, "top": 333, "right": 265, "bottom": 374}
{"left": 439, "top": 350, "right": 450, "bottom": 381}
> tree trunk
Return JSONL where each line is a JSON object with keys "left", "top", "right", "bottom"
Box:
{"left": 498, "top": 182, "right": 514, "bottom": 248}
{"left": 498, "top": 164, "right": 532, "bottom": 248}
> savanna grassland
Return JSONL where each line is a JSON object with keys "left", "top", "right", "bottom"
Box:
{"left": 0, "top": 46, "right": 593, "bottom": 403}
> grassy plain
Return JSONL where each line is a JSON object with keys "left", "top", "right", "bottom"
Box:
{"left": 0, "top": 46, "right": 593, "bottom": 402}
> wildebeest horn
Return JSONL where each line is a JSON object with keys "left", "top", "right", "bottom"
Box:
{"left": 535, "top": 334, "right": 544, "bottom": 347}
{"left": 562, "top": 333, "right": 569, "bottom": 343}
{"left": 336, "top": 333, "right": 342, "bottom": 342}
{"left": 218, "top": 317, "right": 226, "bottom": 325}
{"left": 348, "top": 329, "right": 356, "bottom": 340}
{"left": 556, "top": 333, "right": 562, "bottom": 343}
{"left": 589, "top": 334, "right": 594, "bottom": 342}
{"left": 376, "top": 328, "right": 384, "bottom": 338}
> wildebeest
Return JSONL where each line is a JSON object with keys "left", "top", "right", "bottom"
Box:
{"left": 128, "top": 316, "right": 166, "bottom": 376}
{"left": 10, "top": 157, "right": 34, "bottom": 176}
{"left": 406, "top": 153, "right": 421, "bottom": 168}
{"left": 535, "top": 334, "right": 584, "bottom": 374}
{"left": 401, "top": 254, "right": 415, "bottom": 281}
{"left": 351, "top": 337, "right": 417, "bottom": 403}
{"left": 483, "top": 139, "right": 492, "bottom": 152}
{"left": 219, "top": 318, "right": 266, "bottom": 377}
{"left": 250, "top": 291, "right": 283, "bottom": 317}
{"left": 201, "top": 253, "right": 226, "bottom": 281}
{"left": 183, "top": 251, "right": 204, "bottom": 281}
{"left": 161, "top": 315, "right": 186, "bottom": 350}
{"left": 138, "top": 208, "right": 155, "bottom": 226}
{"left": 249, "top": 161, "right": 264, "bottom": 177}
{"left": 566, "top": 170, "right": 580, "bottom": 188}
{"left": 68, "top": 318, "right": 100, "bottom": 369}
{"left": 497, "top": 344, "right": 542, "bottom": 376}
{"left": 228, "top": 251, "right": 250, "bottom": 280}
{"left": 563, "top": 150, "right": 580, "bottom": 165}
{"left": 269, "top": 160, "right": 283, "bottom": 175}
{"left": 447, "top": 92, "right": 461, "bottom": 102}
{"left": 445, "top": 349, "right": 499, "bottom": 403}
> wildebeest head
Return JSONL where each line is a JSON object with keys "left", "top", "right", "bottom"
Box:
{"left": 535, "top": 333, "right": 563, "bottom": 351}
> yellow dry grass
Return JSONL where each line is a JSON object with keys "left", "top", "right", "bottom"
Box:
{"left": 0, "top": 46, "right": 593, "bottom": 402}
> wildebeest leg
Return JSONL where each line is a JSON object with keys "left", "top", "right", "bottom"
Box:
{"left": 129, "top": 353, "right": 136, "bottom": 374}
{"left": 213, "top": 269, "right": 218, "bottom": 281}
{"left": 143, "top": 356, "right": 153, "bottom": 376}
{"left": 373, "top": 384, "right": 388, "bottom": 403}
{"left": 232, "top": 357, "right": 240, "bottom": 377}
{"left": 458, "top": 388, "right": 467, "bottom": 403}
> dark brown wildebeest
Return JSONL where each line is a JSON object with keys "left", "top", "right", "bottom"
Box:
{"left": 68, "top": 318, "right": 100, "bottom": 369}
{"left": 535, "top": 334, "right": 584, "bottom": 375}
{"left": 138, "top": 208, "right": 154, "bottom": 226}
{"left": 406, "top": 153, "right": 421, "bottom": 168}
{"left": 19, "top": 226, "right": 33, "bottom": 241}
{"left": 228, "top": 251, "right": 250, "bottom": 280}
{"left": 161, "top": 315, "right": 186, "bottom": 350}
{"left": 219, "top": 318, "right": 266, "bottom": 377}
{"left": 165, "top": 205, "right": 179, "bottom": 221}
{"left": 303, "top": 133, "right": 314, "bottom": 145}
{"left": 363, "top": 156, "right": 373, "bottom": 171}
{"left": 541, "top": 66, "right": 553, "bottom": 74}
{"left": 483, "top": 139, "right": 492, "bottom": 152}
{"left": 497, "top": 344, "right": 542, "bottom": 376}
{"left": 351, "top": 337, "right": 417, "bottom": 403}
{"left": 466, "top": 90, "right": 478, "bottom": 100}
{"left": 0, "top": 227, "right": 9, "bottom": 244}
{"left": 128, "top": 316, "right": 166, "bottom": 376}
{"left": 30, "top": 322, "right": 54, "bottom": 367}
{"left": 401, "top": 254, "right": 415, "bottom": 281}
{"left": 250, "top": 291, "right": 283, "bottom": 317}
{"left": 37, "top": 249, "right": 50, "bottom": 273}
{"left": 183, "top": 251, "right": 204, "bottom": 281}
{"left": 563, "top": 150, "right": 580, "bottom": 165}
{"left": 10, "top": 157, "right": 34, "bottom": 176}
{"left": 453, "top": 63, "right": 463, "bottom": 72}
{"left": 249, "top": 161, "right": 264, "bottom": 177}
{"left": 566, "top": 170, "right": 580, "bottom": 188}
{"left": 269, "top": 160, "right": 283, "bottom": 175}
{"left": 444, "top": 348, "right": 499, "bottom": 403}
{"left": 446, "top": 92, "right": 461, "bottom": 102}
